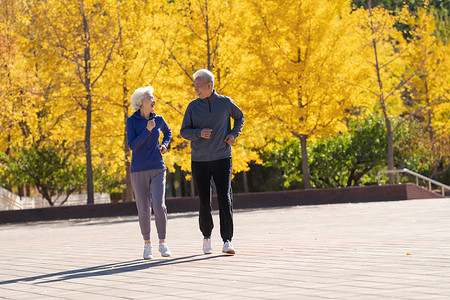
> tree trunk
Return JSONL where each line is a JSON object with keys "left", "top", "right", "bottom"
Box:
{"left": 190, "top": 177, "right": 196, "bottom": 197}
{"left": 183, "top": 172, "right": 189, "bottom": 197}
{"left": 124, "top": 143, "right": 133, "bottom": 201}
{"left": 347, "top": 169, "right": 355, "bottom": 187}
{"left": 204, "top": 0, "right": 211, "bottom": 71}
{"left": 26, "top": 184, "right": 31, "bottom": 197}
{"left": 299, "top": 134, "right": 311, "bottom": 189}
{"left": 179, "top": 170, "right": 186, "bottom": 196}
{"left": 85, "top": 96, "right": 94, "bottom": 204}
{"left": 385, "top": 116, "right": 395, "bottom": 183}
{"left": 122, "top": 73, "right": 133, "bottom": 201}
{"left": 424, "top": 77, "right": 439, "bottom": 179}
{"left": 243, "top": 171, "right": 249, "bottom": 193}
{"left": 18, "top": 184, "right": 24, "bottom": 198}
{"left": 81, "top": 1, "right": 95, "bottom": 204}
{"left": 369, "top": 0, "right": 394, "bottom": 184}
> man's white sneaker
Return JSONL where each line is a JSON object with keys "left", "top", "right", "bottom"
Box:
{"left": 222, "top": 241, "right": 235, "bottom": 255}
{"left": 159, "top": 243, "right": 171, "bottom": 257}
{"left": 143, "top": 244, "right": 153, "bottom": 259}
{"left": 203, "top": 238, "right": 213, "bottom": 254}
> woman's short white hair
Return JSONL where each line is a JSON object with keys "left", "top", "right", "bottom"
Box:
{"left": 130, "top": 86, "right": 154, "bottom": 111}
{"left": 193, "top": 69, "right": 215, "bottom": 88}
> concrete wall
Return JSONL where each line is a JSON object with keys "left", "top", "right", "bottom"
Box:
{"left": 0, "top": 183, "right": 445, "bottom": 224}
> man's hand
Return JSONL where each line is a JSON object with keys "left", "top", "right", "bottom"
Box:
{"left": 160, "top": 144, "right": 168, "bottom": 154}
{"left": 201, "top": 128, "right": 212, "bottom": 139}
{"left": 224, "top": 134, "right": 236, "bottom": 146}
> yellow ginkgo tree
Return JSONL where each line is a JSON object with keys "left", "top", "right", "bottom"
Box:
{"left": 159, "top": 0, "right": 260, "bottom": 179}
{"left": 0, "top": 0, "right": 39, "bottom": 154}
{"left": 350, "top": 3, "right": 414, "bottom": 184}
{"left": 405, "top": 7, "right": 450, "bottom": 178}
{"left": 243, "top": 0, "right": 363, "bottom": 188}
{"left": 26, "top": 0, "right": 121, "bottom": 203}
{"left": 103, "top": 0, "right": 183, "bottom": 201}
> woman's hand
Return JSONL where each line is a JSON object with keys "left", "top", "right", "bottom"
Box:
{"left": 160, "top": 144, "right": 168, "bottom": 154}
{"left": 147, "top": 119, "right": 156, "bottom": 131}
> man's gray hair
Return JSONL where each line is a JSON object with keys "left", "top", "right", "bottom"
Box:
{"left": 130, "top": 85, "right": 154, "bottom": 111}
{"left": 193, "top": 69, "right": 215, "bottom": 88}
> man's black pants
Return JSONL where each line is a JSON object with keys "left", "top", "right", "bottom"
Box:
{"left": 191, "top": 157, "right": 233, "bottom": 242}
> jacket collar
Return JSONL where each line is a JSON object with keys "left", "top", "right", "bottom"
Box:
{"left": 132, "top": 110, "right": 156, "bottom": 120}
{"left": 201, "top": 89, "right": 217, "bottom": 101}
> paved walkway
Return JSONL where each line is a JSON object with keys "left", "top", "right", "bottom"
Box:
{"left": 0, "top": 198, "right": 449, "bottom": 299}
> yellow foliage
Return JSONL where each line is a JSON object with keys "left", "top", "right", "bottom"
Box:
{"left": 351, "top": 6, "right": 413, "bottom": 116}
{"left": 1, "top": 0, "right": 449, "bottom": 193}
{"left": 242, "top": 0, "right": 361, "bottom": 142}
{"left": 405, "top": 7, "right": 450, "bottom": 168}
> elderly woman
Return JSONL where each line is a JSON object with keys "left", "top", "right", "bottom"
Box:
{"left": 127, "top": 85, "right": 172, "bottom": 259}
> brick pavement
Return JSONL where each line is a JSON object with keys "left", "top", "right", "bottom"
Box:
{"left": 0, "top": 198, "right": 449, "bottom": 299}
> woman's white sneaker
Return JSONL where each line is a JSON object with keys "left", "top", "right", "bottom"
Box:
{"left": 222, "top": 241, "right": 235, "bottom": 255}
{"left": 203, "top": 238, "right": 213, "bottom": 254}
{"left": 159, "top": 243, "right": 171, "bottom": 257}
{"left": 143, "top": 244, "right": 153, "bottom": 259}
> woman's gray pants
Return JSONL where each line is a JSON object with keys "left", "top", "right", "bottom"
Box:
{"left": 131, "top": 168, "right": 167, "bottom": 241}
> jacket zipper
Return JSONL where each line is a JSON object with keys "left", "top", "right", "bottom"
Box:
{"left": 207, "top": 98, "right": 211, "bottom": 113}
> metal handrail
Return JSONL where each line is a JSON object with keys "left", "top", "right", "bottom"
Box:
{"left": 0, "top": 187, "right": 23, "bottom": 210}
{"left": 378, "top": 168, "right": 450, "bottom": 197}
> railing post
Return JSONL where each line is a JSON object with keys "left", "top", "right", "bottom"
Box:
{"left": 377, "top": 169, "right": 449, "bottom": 197}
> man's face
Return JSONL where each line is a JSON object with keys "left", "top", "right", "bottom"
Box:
{"left": 194, "top": 78, "right": 212, "bottom": 99}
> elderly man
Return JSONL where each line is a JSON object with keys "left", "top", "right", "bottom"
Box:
{"left": 180, "top": 69, "right": 244, "bottom": 255}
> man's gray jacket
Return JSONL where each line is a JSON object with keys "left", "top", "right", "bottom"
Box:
{"left": 180, "top": 90, "right": 244, "bottom": 162}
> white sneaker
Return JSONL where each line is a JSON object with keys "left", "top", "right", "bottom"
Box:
{"left": 143, "top": 243, "right": 153, "bottom": 259}
{"left": 222, "top": 241, "right": 235, "bottom": 255}
{"left": 203, "top": 238, "right": 213, "bottom": 254}
{"left": 159, "top": 243, "right": 171, "bottom": 257}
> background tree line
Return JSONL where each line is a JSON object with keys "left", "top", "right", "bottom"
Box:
{"left": 0, "top": 0, "right": 448, "bottom": 205}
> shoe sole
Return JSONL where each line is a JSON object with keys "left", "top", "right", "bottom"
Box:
{"left": 159, "top": 250, "right": 171, "bottom": 257}
{"left": 203, "top": 250, "right": 213, "bottom": 254}
{"left": 222, "top": 250, "right": 235, "bottom": 255}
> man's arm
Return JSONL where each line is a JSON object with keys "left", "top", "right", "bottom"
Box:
{"left": 229, "top": 99, "right": 245, "bottom": 138}
{"left": 180, "top": 106, "right": 202, "bottom": 141}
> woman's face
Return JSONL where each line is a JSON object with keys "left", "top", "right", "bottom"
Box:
{"left": 141, "top": 93, "right": 155, "bottom": 112}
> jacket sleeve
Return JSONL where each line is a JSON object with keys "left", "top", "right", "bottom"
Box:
{"left": 229, "top": 99, "right": 245, "bottom": 138}
{"left": 127, "top": 118, "right": 151, "bottom": 151}
{"left": 180, "top": 104, "right": 202, "bottom": 141}
{"left": 160, "top": 117, "right": 172, "bottom": 148}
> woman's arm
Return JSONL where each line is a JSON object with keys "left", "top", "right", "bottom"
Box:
{"left": 160, "top": 117, "right": 172, "bottom": 148}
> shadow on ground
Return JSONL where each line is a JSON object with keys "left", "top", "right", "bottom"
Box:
{"left": 0, "top": 254, "right": 231, "bottom": 285}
